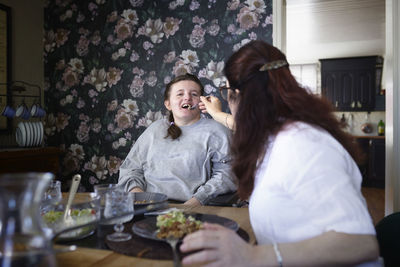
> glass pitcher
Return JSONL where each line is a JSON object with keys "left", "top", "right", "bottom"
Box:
{"left": 0, "top": 172, "right": 56, "bottom": 267}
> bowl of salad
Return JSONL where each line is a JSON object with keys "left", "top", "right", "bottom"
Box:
{"left": 41, "top": 193, "right": 100, "bottom": 241}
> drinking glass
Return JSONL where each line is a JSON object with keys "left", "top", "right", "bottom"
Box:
{"left": 104, "top": 190, "right": 134, "bottom": 242}
{"left": 41, "top": 180, "right": 62, "bottom": 213}
{"left": 94, "top": 184, "right": 120, "bottom": 225}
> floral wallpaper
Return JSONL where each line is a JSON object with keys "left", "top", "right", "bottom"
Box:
{"left": 43, "top": 0, "right": 273, "bottom": 192}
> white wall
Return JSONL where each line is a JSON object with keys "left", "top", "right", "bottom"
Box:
{"left": 286, "top": 0, "right": 385, "bottom": 64}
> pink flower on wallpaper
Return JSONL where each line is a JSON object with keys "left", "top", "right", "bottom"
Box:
{"left": 107, "top": 156, "right": 122, "bottom": 175}
{"left": 107, "top": 100, "right": 118, "bottom": 111}
{"left": 227, "top": 0, "right": 240, "bottom": 10}
{"left": 44, "top": 30, "right": 56, "bottom": 53}
{"left": 121, "top": 9, "right": 139, "bottom": 26}
{"left": 85, "top": 68, "right": 108, "bottom": 92}
{"left": 207, "top": 20, "right": 220, "bottom": 36}
{"left": 68, "top": 58, "right": 84, "bottom": 73}
{"left": 129, "top": 76, "right": 145, "bottom": 97}
{"left": 190, "top": 0, "right": 200, "bottom": 10}
{"left": 237, "top": 7, "right": 260, "bottom": 30}
{"left": 245, "top": 0, "right": 266, "bottom": 14}
{"left": 91, "top": 30, "right": 101, "bottom": 45}
{"left": 76, "top": 36, "right": 90, "bottom": 56}
{"left": 79, "top": 113, "right": 90, "bottom": 122}
{"left": 129, "top": 0, "right": 144, "bottom": 7}
{"left": 76, "top": 97, "right": 85, "bottom": 109}
{"left": 142, "top": 18, "right": 164, "bottom": 44}
{"left": 115, "top": 108, "right": 134, "bottom": 130}
{"left": 145, "top": 71, "right": 157, "bottom": 87}
{"left": 163, "top": 17, "right": 181, "bottom": 38}
{"left": 122, "top": 99, "right": 139, "bottom": 116}
{"left": 136, "top": 110, "right": 163, "bottom": 128}
{"left": 189, "top": 25, "right": 205, "bottom": 48}
{"left": 62, "top": 67, "right": 80, "bottom": 87}
{"left": 192, "top": 16, "right": 206, "bottom": 25}
{"left": 55, "top": 28, "right": 70, "bottom": 47}
{"left": 115, "top": 18, "right": 133, "bottom": 40}
{"left": 107, "top": 11, "right": 118, "bottom": 23}
{"left": 63, "top": 153, "right": 81, "bottom": 173}
{"left": 70, "top": 143, "right": 85, "bottom": 160}
{"left": 180, "top": 50, "right": 199, "bottom": 68}
{"left": 172, "top": 61, "right": 192, "bottom": 77}
{"left": 77, "top": 121, "right": 90, "bottom": 143}
{"left": 44, "top": 113, "right": 57, "bottom": 137}
{"left": 84, "top": 155, "right": 108, "bottom": 180}
{"left": 130, "top": 50, "right": 139, "bottom": 62}
{"left": 107, "top": 67, "right": 123, "bottom": 86}
{"left": 132, "top": 67, "right": 145, "bottom": 76}
{"left": 91, "top": 119, "right": 102, "bottom": 133}
{"left": 163, "top": 51, "right": 176, "bottom": 63}
{"left": 56, "top": 112, "right": 71, "bottom": 132}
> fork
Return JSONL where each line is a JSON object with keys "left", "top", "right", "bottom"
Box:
{"left": 166, "top": 237, "right": 182, "bottom": 267}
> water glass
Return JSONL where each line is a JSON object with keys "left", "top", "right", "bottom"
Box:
{"left": 41, "top": 180, "right": 62, "bottom": 212}
{"left": 104, "top": 190, "right": 134, "bottom": 242}
{"left": 94, "top": 184, "right": 120, "bottom": 225}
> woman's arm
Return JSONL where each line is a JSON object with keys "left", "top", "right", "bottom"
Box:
{"left": 180, "top": 223, "right": 379, "bottom": 267}
{"left": 199, "top": 96, "right": 235, "bottom": 130}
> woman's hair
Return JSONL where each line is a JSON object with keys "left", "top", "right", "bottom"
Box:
{"left": 224, "top": 40, "right": 363, "bottom": 200}
{"left": 164, "top": 73, "right": 204, "bottom": 140}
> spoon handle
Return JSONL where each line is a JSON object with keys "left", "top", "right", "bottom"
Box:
{"left": 63, "top": 174, "right": 81, "bottom": 220}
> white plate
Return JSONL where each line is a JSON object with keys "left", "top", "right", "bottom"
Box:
{"left": 17, "top": 122, "right": 27, "bottom": 147}
{"left": 38, "top": 121, "right": 43, "bottom": 146}
{"left": 26, "top": 122, "right": 33, "bottom": 147}
{"left": 16, "top": 127, "right": 23, "bottom": 146}
{"left": 32, "top": 122, "right": 38, "bottom": 146}
{"left": 34, "top": 122, "right": 40, "bottom": 146}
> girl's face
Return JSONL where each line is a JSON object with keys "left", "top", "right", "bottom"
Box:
{"left": 164, "top": 80, "right": 202, "bottom": 126}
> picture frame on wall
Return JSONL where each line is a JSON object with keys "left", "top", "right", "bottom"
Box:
{"left": 0, "top": 3, "right": 12, "bottom": 132}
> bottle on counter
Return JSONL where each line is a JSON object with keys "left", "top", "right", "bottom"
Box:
{"left": 378, "top": 120, "right": 385, "bottom": 136}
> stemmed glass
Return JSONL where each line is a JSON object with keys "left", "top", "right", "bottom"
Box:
{"left": 104, "top": 189, "right": 134, "bottom": 242}
{"left": 41, "top": 180, "right": 62, "bottom": 213}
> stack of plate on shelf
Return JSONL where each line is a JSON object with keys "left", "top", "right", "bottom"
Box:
{"left": 16, "top": 121, "right": 44, "bottom": 147}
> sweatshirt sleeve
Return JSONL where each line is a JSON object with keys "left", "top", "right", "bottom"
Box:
{"left": 118, "top": 134, "right": 148, "bottom": 192}
{"left": 193, "top": 126, "right": 237, "bottom": 204}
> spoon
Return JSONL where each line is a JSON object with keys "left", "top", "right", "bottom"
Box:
{"left": 63, "top": 174, "right": 81, "bottom": 224}
{"left": 188, "top": 103, "right": 198, "bottom": 110}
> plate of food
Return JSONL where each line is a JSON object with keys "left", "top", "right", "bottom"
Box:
{"left": 132, "top": 210, "right": 239, "bottom": 241}
{"left": 41, "top": 194, "right": 100, "bottom": 242}
{"left": 133, "top": 192, "right": 168, "bottom": 208}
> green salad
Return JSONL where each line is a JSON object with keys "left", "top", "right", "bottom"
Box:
{"left": 42, "top": 208, "right": 97, "bottom": 239}
{"left": 156, "top": 210, "right": 202, "bottom": 239}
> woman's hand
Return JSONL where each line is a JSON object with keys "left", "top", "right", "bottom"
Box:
{"left": 180, "top": 223, "right": 257, "bottom": 267}
{"left": 130, "top": 187, "right": 144, "bottom": 193}
{"left": 199, "top": 96, "right": 222, "bottom": 117}
{"left": 183, "top": 197, "right": 201, "bottom": 207}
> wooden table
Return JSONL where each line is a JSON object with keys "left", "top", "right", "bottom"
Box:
{"left": 56, "top": 194, "right": 255, "bottom": 267}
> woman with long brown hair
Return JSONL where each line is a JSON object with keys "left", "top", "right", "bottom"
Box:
{"left": 118, "top": 73, "right": 236, "bottom": 206}
{"left": 180, "top": 41, "right": 380, "bottom": 266}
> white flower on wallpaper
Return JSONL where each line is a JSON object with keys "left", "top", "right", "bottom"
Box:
{"left": 199, "top": 60, "right": 225, "bottom": 87}
{"left": 44, "top": 0, "right": 272, "bottom": 190}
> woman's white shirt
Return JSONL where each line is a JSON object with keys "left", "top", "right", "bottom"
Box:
{"left": 249, "top": 122, "right": 375, "bottom": 245}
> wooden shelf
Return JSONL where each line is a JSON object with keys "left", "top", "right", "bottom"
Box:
{"left": 0, "top": 147, "right": 62, "bottom": 175}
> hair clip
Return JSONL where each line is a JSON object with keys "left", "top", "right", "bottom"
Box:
{"left": 259, "top": 60, "right": 288, "bottom": 71}
{"left": 170, "top": 121, "right": 175, "bottom": 126}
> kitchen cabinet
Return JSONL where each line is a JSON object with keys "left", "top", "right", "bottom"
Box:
{"left": 0, "top": 147, "right": 62, "bottom": 176}
{"left": 320, "top": 56, "right": 383, "bottom": 111}
{"left": 356, "top": 137, "right": 385, "bottom": 188}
